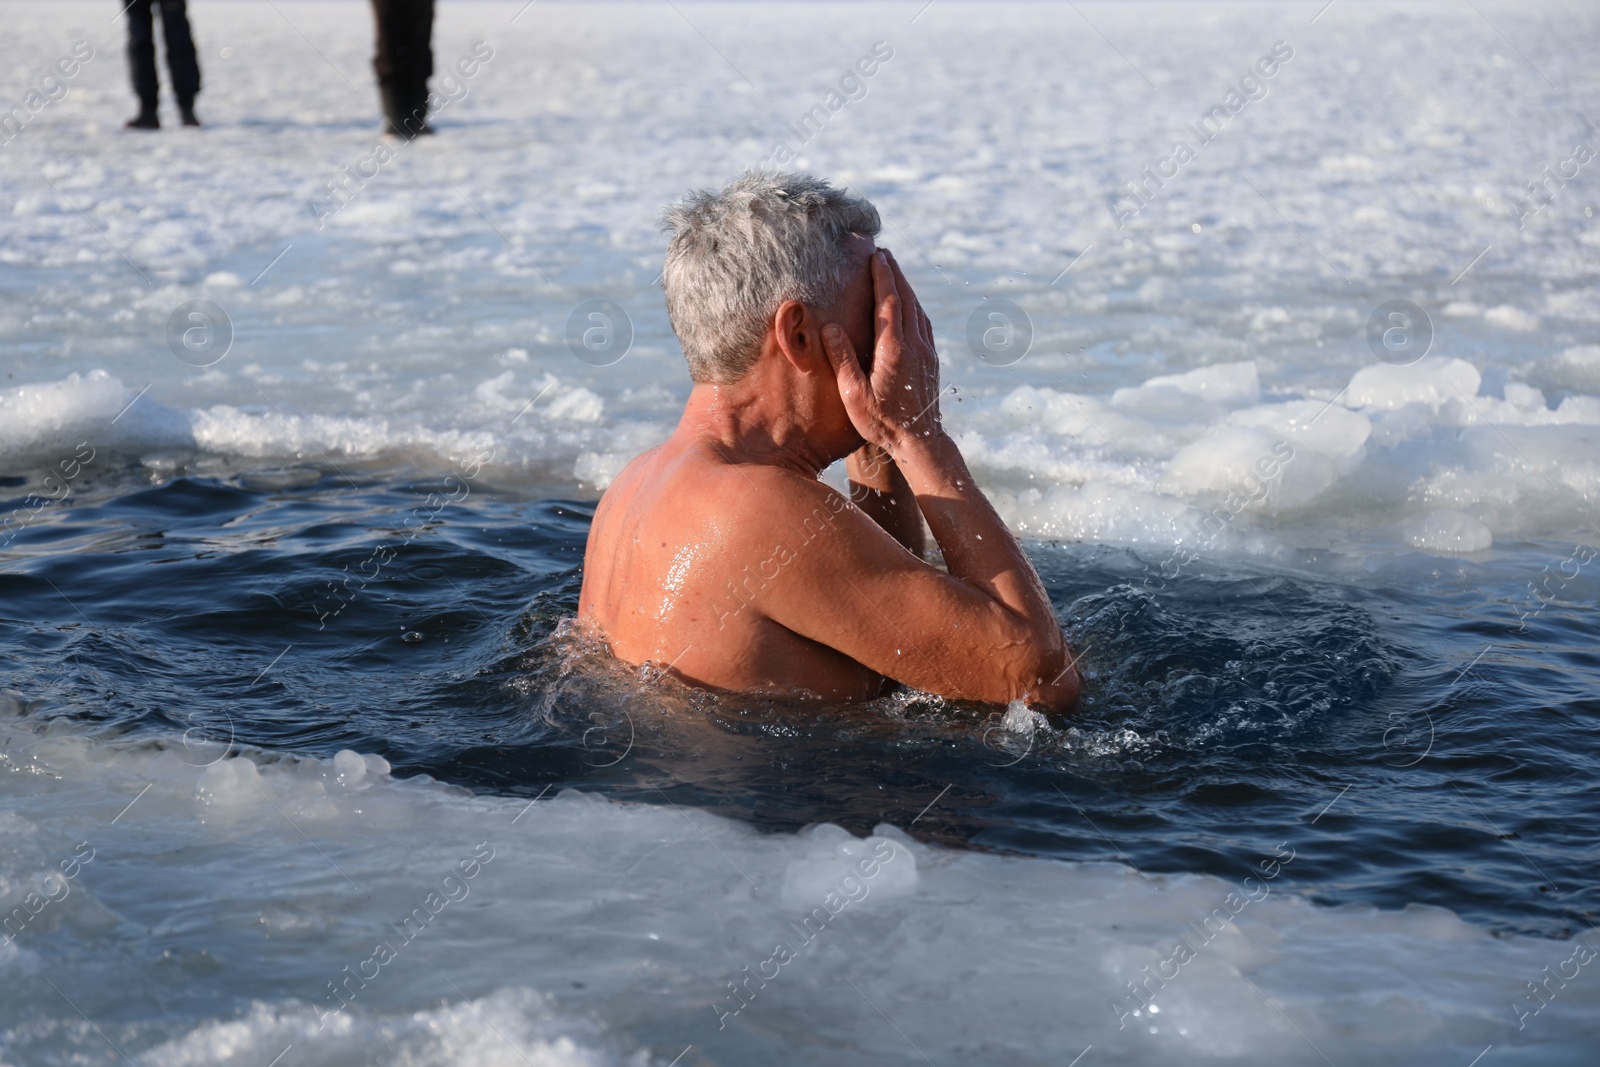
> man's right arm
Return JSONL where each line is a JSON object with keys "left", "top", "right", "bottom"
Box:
{"left": 785, "top": 248, "right": 1078, "bottom": 710}
{"left": 754, "top": 472, "right": 1077, "bottom": 710}
{"left": 890, "top": 429, "right": 1068, "bottom": 674}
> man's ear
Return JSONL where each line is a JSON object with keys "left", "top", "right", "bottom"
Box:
{"left": 772, "top": 299, "right": 825, "bottom": 373}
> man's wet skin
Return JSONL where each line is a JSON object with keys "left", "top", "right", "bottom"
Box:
{"left": 578, "top": 244, "right": 1080, "bottom": 711}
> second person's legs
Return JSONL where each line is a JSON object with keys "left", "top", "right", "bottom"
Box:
{"left": 125, "top": 0, "right": 160, "bottom": 127}
{"left": 157, "top": 0, "right": 203, "bottom": 125}
{"left": 371, "top": 0, "right": 435, "bottom": 138}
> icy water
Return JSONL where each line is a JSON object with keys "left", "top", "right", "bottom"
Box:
{"left": 4, "top": 1, "right": 1600, "bottom": 1064}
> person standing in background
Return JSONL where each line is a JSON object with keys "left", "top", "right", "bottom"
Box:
{"left": 371, "top": 0, "right": 436, "bottom": 138}
{"left": 124, "top": 0, "right": 202, "bottom": 129}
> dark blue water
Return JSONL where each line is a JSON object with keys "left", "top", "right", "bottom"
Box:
{"left": 3, "top": 461, "right": 1597, "bottom": 940}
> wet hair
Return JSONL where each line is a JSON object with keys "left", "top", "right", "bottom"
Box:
{"left": 661, "top": 171, "right": 880, "bottom": 383}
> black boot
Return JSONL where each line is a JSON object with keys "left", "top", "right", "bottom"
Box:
{"left": 385, "top": 79, "right": 432, "bottom": 139}
{"left": 380, "top": 82, "right": 419, "bottom": 139}
{"left": 177, "top": 94, "right": 200, "bottom": 127}
{"left": 405, "top": 83, "right": 434, "bottom": 137}
{"left": 126, "top": 96, "right": 160, "bottom": 129}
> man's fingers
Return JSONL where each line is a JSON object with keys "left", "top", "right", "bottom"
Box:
{"left": 822, "top": 322, "right": 854, "bottom": 367}
{"left": 876, "top": 293, "right": 902, "bottom": 351}
{"left": 872, "top": 247, "right": 897, "bottom": 296}
{"left": 883, "top": 249, "right": 924, "bottom": 324}
{"left": 882, "top": 249, "right": 935, "bottom": 351}
{"left": 872, "top": 250, "right": 903, "bottom": 343}
{"left": 884, "top": 248, "right": 913, "bottom": 296}
{"left": 823, "top": 323, "right": 868, "bottom": 392}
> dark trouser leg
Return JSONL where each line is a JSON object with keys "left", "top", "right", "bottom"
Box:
{"left": 371, "top": 0, "right": 435, "bottom": 137}
{"left": 157, "top": 0, "right": 202, "bottom": 122}
{"left": 125, "top": 0, "right": 160, "bottom": 123}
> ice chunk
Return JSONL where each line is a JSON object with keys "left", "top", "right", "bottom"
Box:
{"left": 574, "top": 450, "right": 628, "bottom": 490}
{"left": 195, "top": 756, "right": 263, "bottom": 809}
{"left": 1503, "top": 382, "right": 1547, "bottom": 412}
{"left": 1249, "top": 306, "right": 1290, "bottom": 331}
{"left": 780, "top": 824, "right": 917, "bottom": 911}
{"left": 1013, "top": 480, "right": 1200, "bottom": 544}
{"left": 1162, "top": 426, "right": 1286, "bottom": 498}
{"left": 1484, "top": 304, "right": 1539, "bottom": 331}
{"left": 0, "top": 370, "right": 127, "bottom": 453}
{"left": 545, "top": 387, "right": 604, "bottom": 423}
{"left": 332, "top": 749, "right": 367, "bottom": 788}
{"left": 1403, "top": 510, "right": 1492, "bottom": 553}
{"left": 1160, "top": 424, "right": 1344, "bottom": 511}
{"left": 998, "top": 386, "right": 1168, "bottom": 453}
{"left": 132, "top": 990, "right": 631, "bottom": 1067}
{"left": 1144, "top": 361, "right": 1261, "bottom": 405}
{"left": 1347, "top": 358, "right": 1481, "bottom": 412}
{"left": 1540, "top": 344, "right": 1600, "bottom": 393}
{"left": 1228, "top": 399, "right": 1372, "bottom": 460}
{"left": 473, "top": 370, "right": 523, "bottom": 411}
{"left": 1114, "top": 361, "right": 1260, "bottom": 410}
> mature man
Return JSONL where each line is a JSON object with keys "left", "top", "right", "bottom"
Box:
{"left": 578, "top": 173, "right": 1078, "bottom": 711}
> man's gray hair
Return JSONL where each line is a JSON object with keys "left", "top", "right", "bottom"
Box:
{"left": 661, "top": 171, "right": 881, "bottom": 383}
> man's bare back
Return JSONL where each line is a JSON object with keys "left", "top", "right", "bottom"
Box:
{"left": 579, "top": 436, "right": 891, "bottom": 700}
{"left": 578, "top": 175, "right": 1078, "bottom": 711}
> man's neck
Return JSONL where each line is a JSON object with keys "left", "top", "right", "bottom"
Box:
{"left": 678, "top": 375, "right": 835, "bottom": 477}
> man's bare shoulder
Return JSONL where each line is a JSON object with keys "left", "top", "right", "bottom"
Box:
{"left": 597, "top": 444, "right": 660, "bottom": 506}
{"left": 706, "top": 460, "right": 869, "bottom": 548}
{"left": 607, "top": 441, "right": 853, "bottom": 540}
